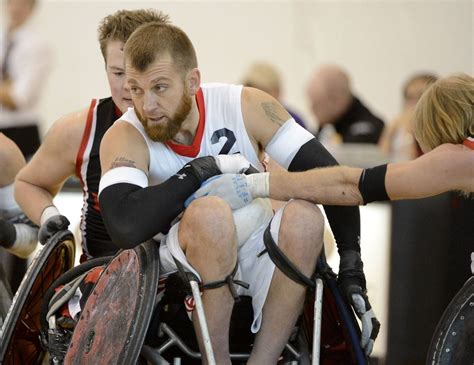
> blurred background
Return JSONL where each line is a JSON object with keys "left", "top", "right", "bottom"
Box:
{"left": 1, "top": 0, "right": 472, "bottom": 364}
{"left": 0, "top": 0, "right": 471, "bottom": 135}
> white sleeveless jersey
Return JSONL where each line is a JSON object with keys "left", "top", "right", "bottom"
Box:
{"left": 121, "top": 83, "right": 263, "bottom": 185}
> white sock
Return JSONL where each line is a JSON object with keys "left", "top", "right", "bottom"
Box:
{"left": 0, "top": 184, "right": 22, "bottom": 220}
{"left": 6, "top": 224, "right": 39, "bottom": 259}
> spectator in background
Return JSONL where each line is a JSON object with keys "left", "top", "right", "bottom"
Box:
{"left": 242, "top": 61, "right": 308, "bottom": 129}
{"left": 379, "top": 73, "right": 438, "bottom": 160}
{"left": 307, "top": 64, "right": 384, "bottom": 144}
{"left": 0, "top": 0, "right": 52, "bottom": 158}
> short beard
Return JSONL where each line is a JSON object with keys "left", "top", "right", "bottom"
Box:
{"left": 135, "top": 90, "right": 192, "bottom": 143}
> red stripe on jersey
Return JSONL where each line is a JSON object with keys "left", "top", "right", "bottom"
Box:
{"left": 463, "top": 137, "right": 474, "bottom": 150}
{"left": 166, "top": 88, "right": 205, "bottom": 157}
{"left": 114, "top": 105, "right": 123, "bottom": 118}
{"left": 75, "top": 99, "right": 97, "bottom": 187}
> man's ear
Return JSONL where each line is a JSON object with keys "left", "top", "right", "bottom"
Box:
{"left": 187, "top": 68, "right": 201, "bottom": 95}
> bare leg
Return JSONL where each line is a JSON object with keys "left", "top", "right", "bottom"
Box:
{"left": 248, "top": 200, "right": 324, "bottom": 364}
{"left": 179, "top": 196, "right": 236, "bottom": 365}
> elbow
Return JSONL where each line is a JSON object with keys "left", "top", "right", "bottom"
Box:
{"left": 100, "top": 205, "right": 144, "bottom": 249}
{"left": 107, "top": 225, "right": 142, "bottom": 250}
{"left": 104, "top": 218, "right": 144, "bottom": 250}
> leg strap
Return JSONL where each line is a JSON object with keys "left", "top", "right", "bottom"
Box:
{"left": 259, "top": 222, "right": 315, "bottom": 288}
{"left": 173, "top": 258, "right": 249, "bottom": 301}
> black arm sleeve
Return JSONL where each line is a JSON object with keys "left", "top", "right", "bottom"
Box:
{"left": 99, "top": 157, "right": 221, "bottom": 249}
{"left": 287, "top": 138, "right": 361, "bottom": 253}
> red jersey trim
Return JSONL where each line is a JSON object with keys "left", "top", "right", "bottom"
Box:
{"left": 75, "top": 99, "right": 97, "bottom": 187}
{"left": 463, "top": 137, "right": 474, "bottom": 150}
{"left": 114, "top": 105, "right": 123, "bottom": 118}
{"left": 166, "top": 88, "right": 205, "bottom": 157}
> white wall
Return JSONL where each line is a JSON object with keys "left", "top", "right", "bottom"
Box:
{"left": 2, "top": 0, "right": 471, "bottom": 133}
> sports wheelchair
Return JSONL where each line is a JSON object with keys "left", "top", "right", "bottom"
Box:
{"left": 1, "top": 230, "right": 370, "bottom": 364}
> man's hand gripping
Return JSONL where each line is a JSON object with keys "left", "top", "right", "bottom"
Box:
{"left": 186, "top": 155, "right": 269, "bottom": 209}
{"left": 338, "top": 250, "right": 380, "bottom": 357}
{"left": 38, "top": 206, "right": 70, "bottom": 245}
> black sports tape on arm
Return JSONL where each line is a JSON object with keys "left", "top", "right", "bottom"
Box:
{"left": 100, "top": 158, "right": 220, "bottom": 249}
{"left": 287, "top": 138, "right": 361, "bottom": 253}
{"left": 358, "top": 164, "right": 389, "bottom": 204}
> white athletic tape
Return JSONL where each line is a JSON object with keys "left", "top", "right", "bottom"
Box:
{"left": 98, "top": 167, "right": 148, "bottom": 195}
{"left": 265, "top": 119, "right": 314, "bottom": 169}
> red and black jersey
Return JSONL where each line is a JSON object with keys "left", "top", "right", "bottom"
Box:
{"left": 75, "top": 97, "right": 121, "bottom": 259}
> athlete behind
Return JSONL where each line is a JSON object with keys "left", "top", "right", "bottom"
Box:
{"left": 191, "top": 73, "right": 473, "bottom": 207}
{"left": 0, "top": 133, "right": 38, "bottom": 293}
{"left": 98, "top": 22, "right": 379, "bottom": 362}
{"left": 14, "top": 9, "right": 171, "bottom": 261}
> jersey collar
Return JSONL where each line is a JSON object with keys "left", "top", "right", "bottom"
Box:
{"left": 166, "top": 88, "right": 205, "bottom": 157}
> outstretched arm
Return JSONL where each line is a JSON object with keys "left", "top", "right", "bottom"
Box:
{"left": 269, "top": 166, "right": 363, "bottom": 205}
{"left": 269, "top": 143, "right": 473, "bottom": 203}
{"left": 385, "top": 144, "right": 474, "bottom": 199}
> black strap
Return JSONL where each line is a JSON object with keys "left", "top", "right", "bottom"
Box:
{"left": 173, "top": 258, "right": 249, "bottom": 301}
{"left": 262, "top": 223, "right": 315, "bottom": 288}
{"left": 202, "top": 263, "right": 249, "bottom": 301}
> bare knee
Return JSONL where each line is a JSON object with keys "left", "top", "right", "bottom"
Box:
{"left": 278, "top": 200, "right": 324, "bottom": 270}
{"left": 179, "top": 196, "right": 236, "bottom": 267}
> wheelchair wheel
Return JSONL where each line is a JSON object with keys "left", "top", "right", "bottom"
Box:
{"left": 0, "top": 230, "right": 75, "bottom": 365}
{"left": 427, "top": 276, "right": 474, "bottom": 365}
{"left": 64, "top": 240, "right": 159, "bottom": 365}
{"left": 0, "top": 265, "right": 13, "bottom": 328}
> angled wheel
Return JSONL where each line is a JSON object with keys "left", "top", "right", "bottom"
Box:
{"left": 64, "top": 240, "right": 160, "bottom": 365}
{"left": 0, "top": 230, "right": 75, "bottom": 365}
{"left": 427, "top": 276, "right": 474, "bottom": 365}
{"left": 0, "top": 265, "right": 13, "bottom": 328}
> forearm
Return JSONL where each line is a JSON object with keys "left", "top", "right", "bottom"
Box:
{"left": 14, "top": 179, "right": 57, "bottom": 225}
{"left": 99, "top": 157, "right": 222, "bottom": 249}
{"left": 385, "top": 161, "right": 450, "bottom": 200}
{"left": 269, "top": 167, "right": 364, "bottom": 205}
{"left": 0, "top": 82, "right": 17, "bottom": 110}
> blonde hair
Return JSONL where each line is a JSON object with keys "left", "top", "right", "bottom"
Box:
{"left": 414, "top": 73, "right": 474, "bottom": 152}
{"left": 242, "top": 62, "right": 281, "bottom": 97}
{"left": 97, "top": 9, "right": 170, "bottom": 63}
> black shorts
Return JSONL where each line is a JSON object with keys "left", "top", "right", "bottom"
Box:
{"left": 0, "top": 124, "right": 41, "bottom": 158}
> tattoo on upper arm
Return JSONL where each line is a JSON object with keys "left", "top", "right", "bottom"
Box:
{"left": 110, "top": 156, "right": 137, "bottom": 169}
{"left": 261, "top": 102, "right": 286, "bottom": 126}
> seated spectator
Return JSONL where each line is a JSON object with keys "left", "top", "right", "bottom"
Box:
{"left": 307, "top": 64, "right": 384, "bottom": 144}
{"left": 0, "top": 0, "right": 52, "bottom": 158}
{"left": 242, "top": 61, "right": 308, "bottom": 129}
{"left": 379, "top": 72, "right": 438, "bottom": 160}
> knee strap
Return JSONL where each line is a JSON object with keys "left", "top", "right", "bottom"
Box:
{"left": 173, "top": 258, "right": 249, "bottom": 301}
{"left": 260, "top": 223, "right": 315, "bottom": 288}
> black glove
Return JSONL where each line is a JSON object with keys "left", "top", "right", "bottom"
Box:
{"left": 183, "top": 156, "right": 222, "bottom": 183}
{"left": 0, "top": 218, "right": 16, "bottom": 248}
{"left": 184, "top": 154, "right": 254, "bottom": 182}
{"left": 338, "top": 250, "right": 380, "bottom": 356}
{"left": 38, "top": 215, "right": 70, "bottom": 245}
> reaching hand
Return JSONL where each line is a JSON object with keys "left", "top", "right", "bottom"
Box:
{"left": 38, "top": 215, "right": 70, "bottom": 245}
{"left": 185, "top": 172, "right": 269, "bottom": 210}
{"left": 185, "top": 174, "right": 251, "bottom": 210}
